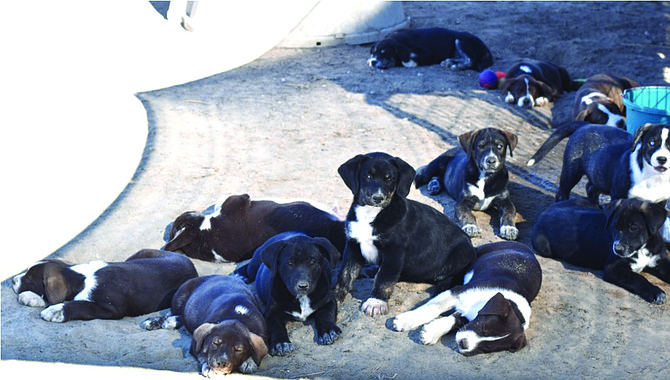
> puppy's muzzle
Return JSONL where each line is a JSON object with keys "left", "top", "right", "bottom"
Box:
{"left": 612, "top": 240, "right": 635, "bottom": 258}
{"left": 295, "top": 280, "right": 311, "bottom": 294}
{"left": 655, "top": 156, "right": 668, "bottom": 172}
{"left": 481, "top": 153, "right": 501, "bottom": 172}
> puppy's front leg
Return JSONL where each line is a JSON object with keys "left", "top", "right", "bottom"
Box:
{"left": 363, "top": 253, "right": 404, "bottom": 317}
{"left": 312, "top": 299, "right": 342, "bottom": 345}
{"left": 604, "top": 260, "right": 667, "bottom": 304}
{"left": 334, "top": 241, "right": 365, "bottom": 302}
{"left": 644, "top": 256, "right": 670, "bottom": 285}
{"left": 41, "top": 300, "right": 118, "bottom": 322}
{"left": 496, "top": 196, "right": 518, "bottom": 240}
{"left": 392, "top": 289, "right": 458, "bottom": 332}
{"left": 456, "top": 198, "right": 481, "bottom": 237}
{"left": 265, "top": 307, "right": 294, "bottom": 356}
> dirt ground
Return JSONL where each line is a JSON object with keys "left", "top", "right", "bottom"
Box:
{"left": 2, "top": 2, "right": 670, "bottom": 379}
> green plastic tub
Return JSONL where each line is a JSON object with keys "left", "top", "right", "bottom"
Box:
{"left": 622, "top": 86, "right": 670, "bottom": 134}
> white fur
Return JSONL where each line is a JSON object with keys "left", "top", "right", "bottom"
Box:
{"left": 467, "top": 174, "right": 495, "bottom": 211}
{"left": 580, "top": 91, "right": 609, "bottom": 105}
{"left": 361, "top": 297, "right": 388, "bottom": 316}
{"left": 420, "top": 315, "right": 459, "bottom": 345}
{"left": 402, "top": 59, "right": 418, "bottom": 68}
{"left": 71, "top": 261, "right": 108, "bottom": 302}
{"left": 455, "top": 330, "right": 511, "bottom": 354}
{"left": 463, "top": 270, "right": 474, "bottom": 285}
{"left": 347, "top": 205, "right": 382, "bottom": 264}
{"left": 199, "top": 204, "right": 221, "bottom": 231}
{"left": 504, "top": 92, "right": 515, "bottom": 104}
{"left": 18, "top": 291, "right": 46, "bottom": 307}
{"left": 628, "top": 142, "right": 670, "bottom": 202}
{"left": 290, "top": 294, "right": 314, "bottom": 321}
{"left": 211, "top": 249, "right": 227, "bottom": 263}
{"left": 41, "top": 303, "right": 66, "bottom": 322}
{"left": 516, "top": 77, "right": 535, "bottom": 107}
{"left": 519, "top": 65, "right": 532, "bottom": 73}
{"left": 630, "top": 247, "right": 659, "bottom": 273}
{"left": 597, "top": 104, "right": 624, "bottom": 127}
{"left": 235, "top": 305, "right": 249, "bottom": 315}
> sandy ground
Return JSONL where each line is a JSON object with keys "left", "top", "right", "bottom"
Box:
{"left": 3, "top": 2, "right": 670, "bottom": 379}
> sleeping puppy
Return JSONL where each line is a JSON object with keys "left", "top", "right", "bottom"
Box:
{"left": 334, "top": 152, "right": 477, "bottom": 317}
{"left": 368, "top": 27, "right": 493, "bottom": 71}
{"left": 573, "top": 73, "right": 639, "bottom": 128}
{"left": 164, "top": 193, "right": 346, "bottom": 262}
{"left": 12, "top": 249, "right": 198, "bottom": 322}
{"left": 233, "top": 231, "right": 341, "bottom": 356}
{"left": 532, "top": 198, "right": 669, "bottom": 304}
{"left": 141, "top": 275, "right": 268, "bottom": 376}
{"left": 414, "top": 128, "right": 519, "bottom": 240}
{"left": 392, "top": 241, "right": 542, "bottom": 355}
{"left": 500, "top": 59, "right": 572, "bottom": 108}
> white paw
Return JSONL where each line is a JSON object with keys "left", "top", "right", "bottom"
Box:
{"left": 238, "top": 357, "right": 258, "bottom": 374}
{"left": 200, "top": 363, "right": 217, "bottom": 378}
{"left": 504, "top": 92, "right": 515, "bottom": 104}
{"left": 500, "top": 225, "right": 519, "bottom": 240}
{"left": 18, "top": 291, "right": 46, "bottom": 308}
{"left": 420, "top": 316, "right": 458, "bottom": 345}
{"left": 420, "top": 325, "right": 443, "bottom": 345}
{"left": 598, "top": 194, "right": 612, "bottom": 207}
{"left": 536, "top": 97, "right": 549, "bottom": 106}
{"left": 392, "top": 311, "right": 420, "bottom": 332}
{"left": 41, "top": 303, "right": 66, "bottom": 323}
{"left": 361, "top": 298, "right": 388, "bottom": 317}
{"left": 462, "top": 224, "right": 481, "bottom": 237}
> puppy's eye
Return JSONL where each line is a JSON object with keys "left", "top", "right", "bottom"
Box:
{"left": 384, "top": 175, "right": 393, "bottom": 182}
{"left": 629, "top": 224, "right": 639, "bottom": 232}
{"left": 649, "top": 140, "right": 656, "bottom": 146}
{"left": 212, "top": 338, "right": 222, "bottom": 347}
{"left": 234, "top": 345, "right": 244, "bottom": 352}
{"left": 286, "top": 260, "right": 294, "bottom": 267}
{"left": 496, "top": 144, "right": 503, "bottom": 150}
{"left": 366, "top": 174, "right": 373, "bottom": 180}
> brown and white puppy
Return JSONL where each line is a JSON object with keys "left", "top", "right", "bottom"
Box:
{"left": 12, "top": 249, "right": 198, "bottom": 322}
{"left": 142, "top": 275, "right": 268, "bottom": 376}
{"left": 500, "top": 59, "right": 572, "bottom": 108}
{"left": 164, "top": 194, "right": 346, "bottom": 262}
{"left": 392, "top": 241, "right": 542, "bottom": 355}
{"left": 573, "top": 73, "right": 639, "bottom": 129}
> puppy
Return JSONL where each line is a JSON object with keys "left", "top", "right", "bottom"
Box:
{"left": 500, "top": 59, "right": 572, "bottom": 108}
{"left": 334, "top": 152, "right": 477, "bottom": 317}
{"left": 392, "top": 241, "right": 542, "bottom": 355}
{"left": 12, "top": 249, "right": 198, "bottom": 322}
{"left": 164, "top": 193, "right": 346, "bottom": 262}
{"left": 573, "top": 73, "right": 639, "bottom": 128}
{"left": 368, "top": 27, "right": 493, "bottom": 71}
{"left": 414, "top": 128, "right": 519, "bottom": 240}
{"left": 233, "top": 231, "right": 342, "bottom": 356}
{"left": 532, "top": 198, "right": 669, "bottom": 304}
{"left": 141, "top": 275, "right": 268, "bottom": 376}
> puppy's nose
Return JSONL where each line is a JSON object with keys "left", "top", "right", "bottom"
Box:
{"left": 486, "top": 156, "right": 498, "bottom": 166}
{"left": 372, "top": 195, "right": 385, "bottom": 205}
{"left": 522, "top": 98, "right": 532, "bottom": 107}
{"left": 296, "top": 280, "right": 310, "bottom": 291}
{"left": 657, "top": 156, "right": 668, "bottom": 165}
{"left": 458, "top": 339, "right": 469, "bottom": 350}
{"left": 613, "top": 241, "right": 626, "bottom": 256}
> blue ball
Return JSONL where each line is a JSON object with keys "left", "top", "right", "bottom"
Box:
{"left": 479, "top": 69, "right": 498, "bottom": 89}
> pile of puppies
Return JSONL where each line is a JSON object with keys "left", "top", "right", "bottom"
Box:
{"left": 11, "top": 26, "right": 670, "bottom": 376}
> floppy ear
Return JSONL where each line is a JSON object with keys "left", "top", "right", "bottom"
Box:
{"left": 391, "top": 156, "right": 416, "bottom": 198}
{"left": 191, "top": 323, "right": 216, "bottom": 356}
{"left": 574, "top": 107, "right": 591, "bottom": 122}
{"left": 259, "top": 239, "right": 287, "bottom": 275}
{"left": 458, "top": 130, "right": 479, "bottom": 157}
{"left": 535, "top": 80, "right": 560, "bottom": 100}
{"left": 641, "top": 201, "right": 668, "bottom": 236}
{"left": 163, "top": 218, "right": 199, "bottom": 252}
{"left": 393, "top": 43, "right": 412, "bottom": 64}
{"left": 477, "top": 293, "right": 510, "bottom": 318}
{"left": 43, "top": 263, "right": 68, "bottom": 305}
{"left": 498, "top": 77, "right": 516, "bottom": 96}
{"left": 632, "top": 123, "right": 654, "bottom": 152}
{"left": 605, "top": 199, "right": 622, "bottom": 229}
{"left": 249, "top": 332, "right": 268, "bottom": 366}
{"left": 313, "top": 237, "right": 341, "bottom": 268}
{"left": 338, "top": 155, "right": 366, "bottom": 194}
{"left": 220, "top": 194, "right": 252, "bottom": 215}
{"left": 500, "top": 130, "right": 518, "bottom": 157}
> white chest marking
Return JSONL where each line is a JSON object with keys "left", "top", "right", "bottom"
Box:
{"left": 70, "top": 261, "right": 108, "bottom": 301}
{"left": 628, "top": 143, "right": 670, "bottom": 202}
{"left": 347, "top": 205, "right": 382, "bottom": 264}
{"left": 289, "top": 295, "right": 314, "bottom": 321}
{"left": 466, "top": 176, "right": 495, "bottom": 211}
{"left": 235, "top": 305, "right": 249, "bottom": 315}
{"left": 630, "top": 247, "right": 658, "bottom": 273}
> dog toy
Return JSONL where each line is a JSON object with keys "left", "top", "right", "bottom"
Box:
{"left": 479, "top": 69, "right": 506, "bottom": 89}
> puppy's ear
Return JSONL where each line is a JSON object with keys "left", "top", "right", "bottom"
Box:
{"left": 498, "top": 77, "right": 515, "bottom": 96}
{"left": 393, "top": 44, "right": 412, "bottom": 64}
{"left": 313, "top": 237, "right": 341, "bottom": 268}
{"left": 605, "top": 199, "right": 623, "bottom": 229}
{"left": 220, "top": 194, "right": 252, "bottom": 214}
{"left": 535, "top": 80, "right": 560, "bottom": 100}
{"left": 163, "top": 216, "right": 200, "bottom": 252}
{"left": 632, "top": 123, "right": 654, "bottom": 152}
{"left": 458, "top": 130, "right": 479, "bottom": 157}
{"left": 477, "top": 293, "right": 510, "bottom": 318}
{"left": 249, "top": 332, "right": 268, "bottom": 366}
{"left": 391, "top": 156, "right": 416, "bottom": 198}
{"left": 191, "top": 323, "right": 216, "bottom": 356}
{"left": 500, "top": 130, "right": 518, "bottom": 157}
{"left": 641, "top": 201, "right": 668, "bottom": 236}
{"left": 259, "top": 240, "right": 286, "bottom": 275}
{"left": 43, "top": 262, "right": 68, "bottom": 305}
{"left": 338, "top": 155, "right": 366, "bottom": 194}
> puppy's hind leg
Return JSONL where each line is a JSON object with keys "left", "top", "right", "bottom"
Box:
{"left": 420, "top": 314, "right": 463, "bottom": 345}
{"left": 392, "top": 290, "right": 458, "bottom": 332}
{"left": 440, "top": 39, "right": 472, "bottom": 70}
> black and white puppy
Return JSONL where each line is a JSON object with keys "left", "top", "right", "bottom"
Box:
{"left": 573, "top": 73, "right": 639, "bottom": 128}
{"left": 141, "top": 275, "right": 268, "bottom": 376}
{"left": 334, "top": 152, "right": 477, "bottom": 317}
{"left": 12, "top": 249, "right": 198, "bottom": 322}
{"left": 368, "top": 27, "right": 493, "bottom": 71}
{"left": 392, "top": 241, "right": 542, "bottom": 355}
{"left": 414, "top": 128, "right": 519, "bottom": 240}
{"left": 532, "top": 198, "right": 669, "bottom": 304}
{"left": 500, "top": 59, "right": 572, "bottom": 108}
{"left": 233, "top": 231, "right": 342, "bottom": 356}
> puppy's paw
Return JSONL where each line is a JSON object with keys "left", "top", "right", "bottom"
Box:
{"left": 269, "top": 342, "right": 294, "bottom": 356}
{"left": 200, "top": 363, "right": 223, "bottom": 378}
{"left": 41, "top": 303, "right": 66, "bottom": 323}
{"left": 316, "top": 326, "right": 342, "bottom": 345}
{"left": 500, "top": 225, "right": 519, "bottom": 240}
{"left": 427, "top": 178, "right": 442, "bottom": 195}
{"left": 420, "top": 316, "right": 457, "bottom": 345}
{"left": 18, "top": 291, "right": 46, "bottom": 308}
{"left": 419, "top": 325, "right": 443, "bottom": 345}
{"left": 238, "top": 357, "right": 258, "bottom": 374}
{"left": 598, "top": 194, "right": 612, "bottom": 207}
{"left": 462, "top": 224, "right": 481, "bottom": 237}
{"left": 391, "top": 311, "right": 420, "bottom": 332}
{"left": 643, "top": 288, "right": 667, "bottom": 304}
{"left": 536, "top": 97, "right": 549, "bottom": 106}
{"left": 333, "top": 286, "right": 348, "bottom": 303}
{"left": 361, "top": 298, "right": 388, "bottom": 317}
{"left": 140, "top": 316, "right": 164, "bottom": 330}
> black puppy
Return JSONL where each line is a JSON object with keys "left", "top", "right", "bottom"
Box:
{"left": 392, "top": 241, "right": 542, "bottom": 355}
{"left": 414, "top": 128, "right": 519, "bottom": 240}
{"left": 368, "top": 27, "right": 493, "bottom": 71}
{"left": 12, "top": 249, "right": 197, "bottom": 322}
{"left": 334, "top": 152, "right": 477, "bottom": 317}
{"left": 141, "top": 275, "right": 268, "bottom": 375}
{"left": 500, "top": 59, "right": 572, "bottom": 108}
{"left": 532, "top": 198, "right": 669, "bottom": 304}
{"left": 234, "top": 231, "right": 341, "bottom": 356}
{"left": 573, "top": 73, "right": 639, "bottom": 128}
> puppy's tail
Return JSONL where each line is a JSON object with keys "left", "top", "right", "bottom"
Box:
{"left": 526, "top": 121, "right": 587, "bottom": 167}
{"left": 414, "top": 148, "right": 459, "bottom": 188}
